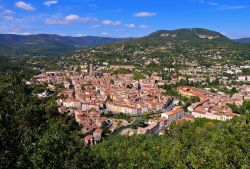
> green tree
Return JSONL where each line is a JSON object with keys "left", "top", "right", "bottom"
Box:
{"left": 30, "top": 120, "right": 105, "bottom": 169}
{"left": 131, "top": 117, "right": 147, "bottom": 129}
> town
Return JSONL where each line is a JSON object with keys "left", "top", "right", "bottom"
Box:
{"left": 30, "top": 64, "right": 250, "bottom": 145}
{"left": 2, "top": 0, "right": 250, "bottom": 167}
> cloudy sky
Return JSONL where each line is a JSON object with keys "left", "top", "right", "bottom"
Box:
{"left": 0, "top": 0, "right": 249, "bottom": 38}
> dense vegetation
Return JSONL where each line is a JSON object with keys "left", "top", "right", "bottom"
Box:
{"left": 228, "top": 100, "right": 250, "bottom": 115}
{"left": 94, "top": 116, "right": 250, "bottom": 169}
{"left": 1, "top": 72, "right": 250, "bottom": 169}
{"left": 0, "top": 56, "right": 37, "bottom": 77}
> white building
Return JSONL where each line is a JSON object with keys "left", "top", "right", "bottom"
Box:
{"left": 191, "top": 110, "right": 238, "bottom": 121}
{"left": 161, "top": 108, "right": 185, "bottom": 124}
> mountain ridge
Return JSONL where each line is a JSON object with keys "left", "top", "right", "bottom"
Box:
{"left": 0, "top": 28, "right": 249, "bottom": 57}
{"left": 144, "top": 28, "right": 231, "bottom": 44}
{"left": 0, "top": 34, "right": 131, "bottom": 56}
{"left": 234, "top": 38, "right": 250, "bottom": 44}
{"left": 68, "top": 28, "right": 250, "bottom": 69}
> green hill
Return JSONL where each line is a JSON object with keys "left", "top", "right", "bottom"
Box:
{"left": 0, "top": 34, "right": 130, "bottom": 56}
{"left": 148, "top": 28, "right": 228, "bottom": 40}
{"left": 234, "top": 38, "right": 250, "bottom": 44}
{"left": 68, "top": 28, "right": 250, "bottom": 69}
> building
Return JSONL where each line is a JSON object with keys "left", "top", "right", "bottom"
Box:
{"left": 109, "top": 65, "right": 135, "bottom": 70}
{"left": 238, "top": 75, "right": 250, "bottom": 82}
{"left": 84, "top": 135, "right": 94, "bottom": 145}
{"left": 63, "top": 98, "right": 81, "bottom": 108}
{"left": 191, "top": 106, "right": 239, "bottom": 121}
{"left": 161, "top": 108, "right": 185, "bottom": 124}
{"left": 137, "top": 122, "right": 160, "bottom": 135}
{"left": 82, "top": 102, "right": 103, "bottom": 111}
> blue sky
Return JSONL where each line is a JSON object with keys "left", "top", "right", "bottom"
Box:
{"left": 0, "top": 0, "right": 249, "bottom": 38}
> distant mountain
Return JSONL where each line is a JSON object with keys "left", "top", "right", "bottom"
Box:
{"left": 0, "top": 34, "right": 130, "bottom": 56}
{"left": 147, "top": 28, "right": 229, "bottom": 41}
{"left": 69, "top": 28, "right": 250, "bottom": 67}
{"left": 234, "top": 38, "right": 250, "bottom": 44}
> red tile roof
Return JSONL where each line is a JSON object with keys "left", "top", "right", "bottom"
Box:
{"left": 163, "top": 108, "right": 184, "bottom": 116}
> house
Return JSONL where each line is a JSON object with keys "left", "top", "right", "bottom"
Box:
{"left": 187, "top": 99, "right": 209, "bottom": 112}
{"left": 109, "top": 65, "right": 135, "bottom": 70}
{"left": 106, "top": 102, "right": 145, "bottom": 116}
{"left": 48, "top": 84, "right": 56, "bottom": 91}
{"left": 84, "top": 128, "right": 103, "bottom": 145}
{"left": 238, "top": 75, "right": 250, "bottom": 82}
{"left": 159, "top": 117, "right": 168, "bottom": 128}
{"left": 191, "top": 107, "right": 239, "bottom": 121}
{"left": 84, "top": 135, "right": 94, "bottom": 145}
{"left": 93, "top": 128, "right": 102, "bottom": 143}
{"left": 161, "top": 108, "right": 185, "bottom": 124}
{"left": 37, "top": 91, "right": 48, "bottom": 98}
{"left": 182, "top": 114, "right": 195, "bottom": 121}
{"left": 58, "top": 107, "right": 69, "bottom": 114}
{"left": 95, "top": 117, "right": 112, "bottom": 128}
{"left": 63, "top": 98, "right": 81, "bottom": 108}
{"left": 137, "top": 122, "right": 160, "bottom": 135}
{"left": 82, "top": 125, "right": 96, "bottom": 135}
{"left": 64, "top": 81, "right": 71, "bottom": 89}
{"left": 82, "top": 102, "right": 103, "bottom": 111}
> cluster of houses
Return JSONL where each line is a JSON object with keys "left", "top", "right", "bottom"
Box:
{"left": 134, "top": 82, "right": 248, "bottom": 134}
{"left": 32, "top": 71, "right": 66, "bottom": 84}
{"left": 31, "top": 65, "right": 250, "bottom": 143}
{"left": 75, "top": 109, "right": 112, "bottom": 145}
{"left": 33, "top": 69, "right": 175, "bottom": 143}
{"left": 173, "top": 65, "right": 250, "bottom": 84}
{"left": 177, "top": 86, "right": 244, "bottom": 121}
{"left": 58, "top": 72, "right": 173, "bottom": 116}
{"left": 137, "top": 108, "right": 195, "bottom": 135}
{"left": 198, "top": 34, "right": 219, "bottom": 40}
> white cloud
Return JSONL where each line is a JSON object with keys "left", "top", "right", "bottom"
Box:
{"left": 190, "top": 0, "right": 247, "bottom": 10}
{"left": 101, "top": 32, "right": 108, "bottom": 36}
{"left": 125, "top": 24, "right": 135, "bottom": 28}
{"left": 139, "top": 25, "right": 148, "bottom": 29}
{"left": 8, "top": 31, "right": 32, "bottom": 35}
{"left": 75, "top": 33, "right": 86, "bottom": 37}
{"left": 64, "top": 14, "right": 80, "bottom": 22}
{"left": 0, "top": 22, "right": 37, "bottom": 35}
{"left": 45, "top": 14, "right": 97, "bottom": 24}
{"left": 91, "top": 24, "right": 100, "bottom": 29}
{"left": 81, "top": 17, "right": 97, "bottom": 23}
{"left": 45, "top": 18, "right": 66, "bottom": 24}
{"left": 2, "top": 16, "right": 14, "bottom": 20}
{"left": 15, "top": 1, "right": 36, "bottom": 11}
{"left": 43, "top": 1, "right": 58, "bottom": 7}
{"left": 134, "top": 12, "right": 156, "bottom": 17}
{"left": 4, "top": 9, "right": 14, "bottom": 14}
{"left": 122, "top": 34, "right": 131, "bottom": 38}
{"left": 0, "top": 9, "right": 15, "bottom": 20}
{"left": 214, "top": 5, "right": 248, "bottom": 11}
{"left": 102, "top": 19, "right": 121, "bottom": 26}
